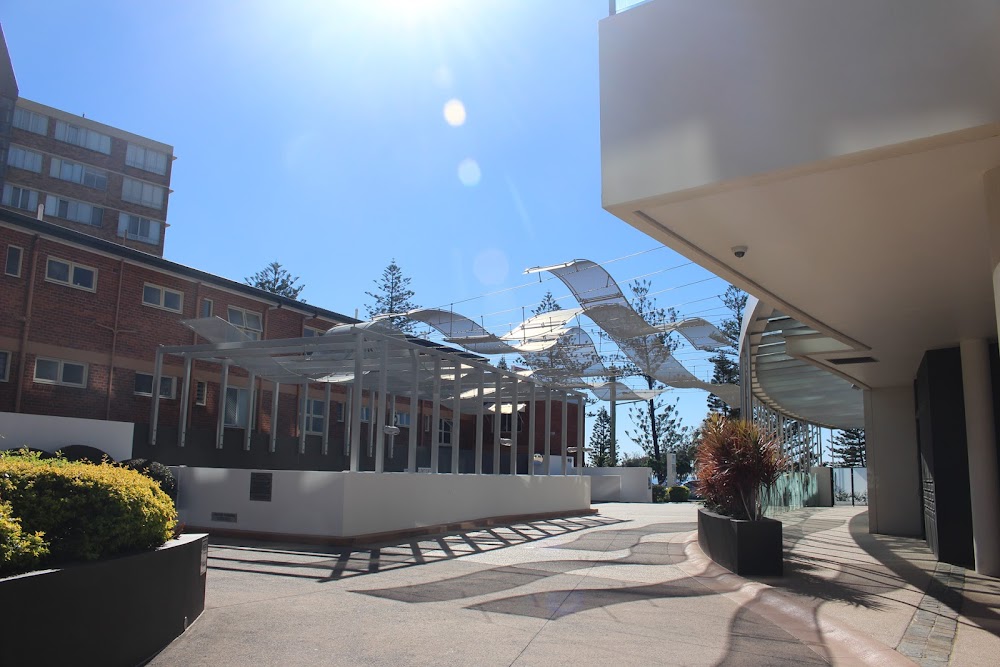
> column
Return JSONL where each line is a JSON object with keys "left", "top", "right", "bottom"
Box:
{"left": 560, "top": 392, "right": 568, "bottom": 475}
{"left": 149, "top": 347, "right": 164, "bottom": 446}
{"left": 374, "top": 342, "right": 389, "bottom": 473}
{"left": 297, "top": 386, "right": 307, "bottom": 455}
{"left": 475, "top": 368, "right": 485, "bottom": 474}
{"left": 430, "top": 356, "right": 441, "bottom": 473}
{"left": 509, "top": 376, "right": 518, "bottom": 475}
{"left": 528, "top": 382, "right": 537, "bottom": 476}
{"left": 216, "top": 360, "right": 230, "bottom": 450}
{"left": 961, "top": 339, "right": 1000, "bottom": 576}
{"left": 452, "top": 360, "right": 462, "bottom": 474}
{"left": 493, "top": 372, "right": 502, "bottom": 475}
{"left": 349, "top": 332, "right": 364, "bottom": 471}
{"left": 543, "top": 387, "right": 552, "bottom": 475}
{"left": 178, "top": 355, "right": 192, "bottom": 448}
{"left": 408, "top": 351, "right": 419, "bottom": 473}
{"left": 244, "top": 372, "right": 256, "bottom": 452}
{"left": 322, "top": 383, "right": 331, "bottom": 456}
{"left": 270, "top": 381, "right": 280, "bottom": 453}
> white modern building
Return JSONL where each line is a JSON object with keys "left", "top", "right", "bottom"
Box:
{"left": 599, "top": 0, "right": 1000, "bottom": 575}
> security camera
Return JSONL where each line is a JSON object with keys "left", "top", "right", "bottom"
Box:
{"left": 732, "top": 245, "right": 748, "bottom": 258}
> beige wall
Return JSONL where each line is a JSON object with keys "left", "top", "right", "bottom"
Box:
{"left": 864, "top": 387, "right": 923, "bottom": 537}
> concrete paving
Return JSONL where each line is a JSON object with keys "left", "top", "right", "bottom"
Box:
{"left": 150, "top": 503, "right": 1000, "bottom": 666}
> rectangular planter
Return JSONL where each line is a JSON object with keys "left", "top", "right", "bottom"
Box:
{"left": 698, "top": 508, "right": 783, "bottom": 576}
{"left": 0, "top": 533, "right": 208, "bottom": 667}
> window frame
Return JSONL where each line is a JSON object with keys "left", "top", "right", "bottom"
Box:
{"left": 118, "top": 213, "right": 162, "bottom": 245}
{"left": 125, "top": 143, "right": 169, "bottom": 175}
{"left": 142, "top": 282, "right": 184, "bottom": 313}
{"left": 2, "top": 183, "right": 39, "bottom": 212}
{"left": 224, "top": 386, "right": 250, "bottom": 428}
{"left": 44, "top": 194, "right": 104, "bottom": 227}
{"left": 33, "top": 357, "right": 88, "bottom": 388}
{"left": 227, "top": 306, "right": 263, "bottom": 340}
{"left": 303, "top": 325, "right": 325, "bottom": 337}
{"left": 53, "top": 120, "right": 112, "bottom": 154}
{"left": 13, "top": 108, "right": 48, "bottom": 135}
{"left": 49, "top": 157, "right": 109, "bottom": 190}
{"left": 133, "top": 372, "right": 176, "bottom": 399}
{"left": 394, "top": 411, "right": 412, "bottom": 428}
{"left": 5, "top": 245, "right": 23, "bottom": 278}
{"left": 45, "top": 257, "right": 97, "bottom": 292}
{"left": 121, "top": 176, "right": 165, "bottom": 210}
{"left": 305, "top": 397, "right": 326, "bottom": 435}
{"left": 0, "top": 350, "right": 9, "bottom": 382}
{"left": 438, "top": 418, "right": 452, "bottom": 445}
{"left": 6, "top": 145, "right": 43, "bottom": 173}
{"left": 500, "top": 412, "right": 522, "bottom": 433}
{"left": 194, "top": 381, "right": 207, "bottom": 406}
{"left": 200, "top": 298, "right": 213, "bottom": 318}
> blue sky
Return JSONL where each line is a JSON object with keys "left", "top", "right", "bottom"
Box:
{"left": 3, "top": 1, "right": 744, "bottom": 458}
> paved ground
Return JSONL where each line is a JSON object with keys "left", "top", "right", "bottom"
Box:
{"left": 151, "top": 504, "right": 1000, "bottom": 666}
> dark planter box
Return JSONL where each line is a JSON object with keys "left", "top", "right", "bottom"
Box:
{"left": 0, "top": 533, "right": 208, "bottom": 667}
{"left": 698, "top": 508, "right": 782, "bottom": 576}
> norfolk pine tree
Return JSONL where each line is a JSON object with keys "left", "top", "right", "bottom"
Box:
{"left": 365, "top": 259, "right": 419, "bottom": 334}
{"left": 246, "top": 261, "right": 305, "bottom": 300}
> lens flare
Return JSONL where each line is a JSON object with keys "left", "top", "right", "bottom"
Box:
{"left": 457, "top": 158, "right": 481, "bottom": 186}
{"left": 443, "top": 98, "right": 466, "bottom": 126}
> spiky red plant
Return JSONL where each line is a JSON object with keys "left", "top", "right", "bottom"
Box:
{"left": 695, "top": 415, "right": 788, "bottom": 521}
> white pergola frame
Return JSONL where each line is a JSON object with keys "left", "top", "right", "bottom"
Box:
{"left": 148, "top": 325, "right": 588, "bottom": 476}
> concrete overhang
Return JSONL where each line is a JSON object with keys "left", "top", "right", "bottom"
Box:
{"left": 600, "top": 0, "right": 1000, "bottom": 401}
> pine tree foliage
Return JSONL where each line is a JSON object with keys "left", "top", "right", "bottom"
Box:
{"left": 496, "top": 356, "right": 509, "bottom": 371}
{"left": 588, "top": 407, "right": 616, "bottom": 467}
{"left": 707, "top": 285, "right": 747, "bottom": 417}
{"left": 831, "top": 428, "right": 866, "bottom": 467}
{"left": 532, "top": 291, "right": 562, "bottom": 316}
{"left": 626, "top": 396, "right": 688, "bottom": 484}
{"left": 365, "top": 259, "right": 419, "bottom": 334}
{"left": 245, "top": 261, "right": 305, "bottom": 300}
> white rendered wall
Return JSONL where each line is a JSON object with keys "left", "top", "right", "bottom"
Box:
{"left": 600, "top": 0, "right": 1000, "bottom": 207}
{"left": 864, "top": 387, "right": 923, "bottom": 537}
{"left": 584, "top": 467, "right": 653, "bottom": 503}
{"left": 0, "top": 411, "right": 134, "bottom": 461}
{"left": 173, "top": 468, "right": 591, "bottom": 539}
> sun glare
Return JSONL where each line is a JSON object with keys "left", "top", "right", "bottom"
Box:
{"left": 443, "top": 98, "right": 466, "bottom": 126}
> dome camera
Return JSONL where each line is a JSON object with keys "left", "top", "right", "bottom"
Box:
{"left": 732, "top": 245, "right": 748, "bottom": 259}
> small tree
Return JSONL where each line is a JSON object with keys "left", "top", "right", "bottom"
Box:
{"left": 588, "top": 407, "right": 615, "bottom": 467}
{"left": 496, "top": 355, "right": 509, "bottom": 371}
{"left": 532, "top": 290, "right": 562, "bottom": 316}
{"left": 365, "top": 259, "right": 419, "bottom": 333}
{"left": 246, "top": 261, "right": 305, "bottom": 300}
{"left": 626, "top": 396, "right": 688, "bottom": 484}
{"left": 831, "top": 428, "right": 866, "bottom": 467}
{"left": 707, "top": 285, "right": 747, "bottom": 417}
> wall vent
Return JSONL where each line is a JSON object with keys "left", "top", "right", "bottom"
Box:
{"left": 828, "top": 356, "right": 878, "bottom": 365}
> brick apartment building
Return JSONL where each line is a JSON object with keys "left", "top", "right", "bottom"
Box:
{"left": 0, "top": 26, "right": 578, "bottom": 472}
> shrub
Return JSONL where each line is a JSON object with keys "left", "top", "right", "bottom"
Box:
{"left": 0, "top": 500, "right": 49, "bottom": 576}
{"left": 695, "top": 415, "right": 788, "bottom": 520}
{"left": 58, "top": 444, "right": 112, "bottom": 464}
{"left": 668, "top": 485, "right": 691, "bottom": 503}
{"left": 0, "top": 450, "right": 176, "bottom": 564}
{"left": 121, "top": 458, "right": 177, "bottom": 500}
{"left": 652, "top": 484, "right": 667, "bottom": 503}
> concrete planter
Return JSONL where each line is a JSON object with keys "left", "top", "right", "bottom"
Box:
{"left": 0, "top": 533, "right": 208, "bottom": 667}
{"left": 697, "top": 508, "right": 783, "bottom": 576}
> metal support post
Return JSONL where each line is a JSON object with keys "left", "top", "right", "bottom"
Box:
{"left": 149, "top": 346, "right": 164, "bottom": 446}
{"left": 493, "top": 372, "right": 502, "bottom": 475}
{"left": 561, "top": 392, "right": 568, "bottom": 475}
{"left": 452, "top": 360, "right": 462, "bottom": 474}
{"left": 408, "top": 351, "right": 419, "bottom": 472}
{"left": 510, "top": 376, "right": 518, "bottom": 475}
{"left": 177, "top": 355, "right": 192, "bottom": 448}
{"left": 544, "top": 387, "right": 552, "bottom": 475}
{"left": 216, "top": 359, "right": 229, "bottom": 449}
{"left": 577, "top": 395, "right": 585, "bottom": 473}
{"left": 349, "top": 332, "right": 364, "bottom": 471}
{"left": 270, "top": 381, "right": 280, "bottom": 453}
{"left": 528, "top": 382, "right": 536, "bottom": 476}
{"left": 431, "top": 356, "right": 441, "bottom": 473}
{"left": 244, "top": 372, "right": 256, "bottom": 451}
{"left": 298, "top": 386, "right": 307, "bottom": 454}
{"left": 475, "top": 368, "right": 485, "bottom": 474}
{"left": 322, "top": 383, "right": 331, "bottom": 455}
{"left": 375, "top": 342, "right": 389, "bottom": 473}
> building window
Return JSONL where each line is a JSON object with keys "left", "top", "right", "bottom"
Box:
{"left": 394, "top": 411, "right": 411, "bottom": 428}
{"left": 335, "top": 402, "right": 344, "bottom": 422}
{"left": 125, "top": 143, "right": 169, "bottom": 175}
{"left": 227, "top": 306, "right": 262, "bottom": 340}
{"left": 117, "top": 213, "right": 161, "bottom": 245}
{"left": 142, "top": 283, "right": 183, "bottom": 313}
{"left": 303, "top": 325, "right": 325, "bottom": 337}
{"left": 54, "top": 120, "right": 111, "bottom": 154}
{"left": 2, "top": 183, "right": 39, "bottom": 212}
{"left": 438, "top": 419, "right": 452, "bottom": 445}
{"left": 5, "top": 246, "right": 22, "bottom": 277}
{"left": 0, "top": 350, "right": 9, "bottom": 382}
{"left": 305, "top": 397, "right": 326, "bottom": 434}
{"left": 49, "top": 158, "right": 109, "bottom": 190}
{"left": 134, "top": 372, "right": 176, "bottom": 399}
{"left": 34, "top": 357, "right": 87, "bottom": 388}
{"left": 45, "top": 257, "right": 96, "bottom": 291}
{"left": 6, "top": 145, "right": 43, "bottom": 173}
{"left": 44, "top": 195, "right": 104, "bottom": 227}
{"left": 121, "top": 177, "right": 165, "bottom": 210}
{"left": 224, "top": 387, "right": 249, "bottom": 428}
{"left": 201, "top": 298, "right": 213, "bottom": 318}
{"left": 360, "top": 405, "right": 371, "bottom": 423}
{"left": 195, "top": 381, "right": 207, "bottom": 406}
{"left": 500, "top": 413, "right": 522, "bottom": 433}
{"left": 423, "top": 414, "right": 431, "bottom": 432}
{"left": 13, "top": 108, "right": 48, "bottom": 135}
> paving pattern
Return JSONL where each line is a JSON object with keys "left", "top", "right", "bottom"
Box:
{"left": 150, "top": 504, "right": 1000, "bottom": 666}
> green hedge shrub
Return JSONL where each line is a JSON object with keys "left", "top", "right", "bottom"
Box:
{"left": 652, "top": 484, "right": 667, "bottom": 503}
{"left": 0, "top": 500, "right": 49, "bottom": 576}
{"left": 667, "top": 485, "right": 691, "bottom": 503}
{"left": 0, "top": 451, "right": 176, "bottom": 564}
{"left": 122, "top": 459, "right": 177, "bottom": 500}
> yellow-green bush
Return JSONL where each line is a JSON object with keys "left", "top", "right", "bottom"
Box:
{"left": 0, "top": 451, "right": 176, "bottom": 565}
{"left": 0, "top": 500, "right": 48, "bottom": 576}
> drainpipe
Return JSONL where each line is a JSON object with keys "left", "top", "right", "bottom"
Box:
{"left": 14, "top": 235, "right": 40, "bottom": 413}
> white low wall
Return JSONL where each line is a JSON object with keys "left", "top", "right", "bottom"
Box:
{"left": 583, "top": 467, "right": 653, "bottom": 503}
{"left": 173, "top": 467, "right": 592, "bottom": 539}
{"left": 0, "top": 411, "right": 134, "bottom": 461}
